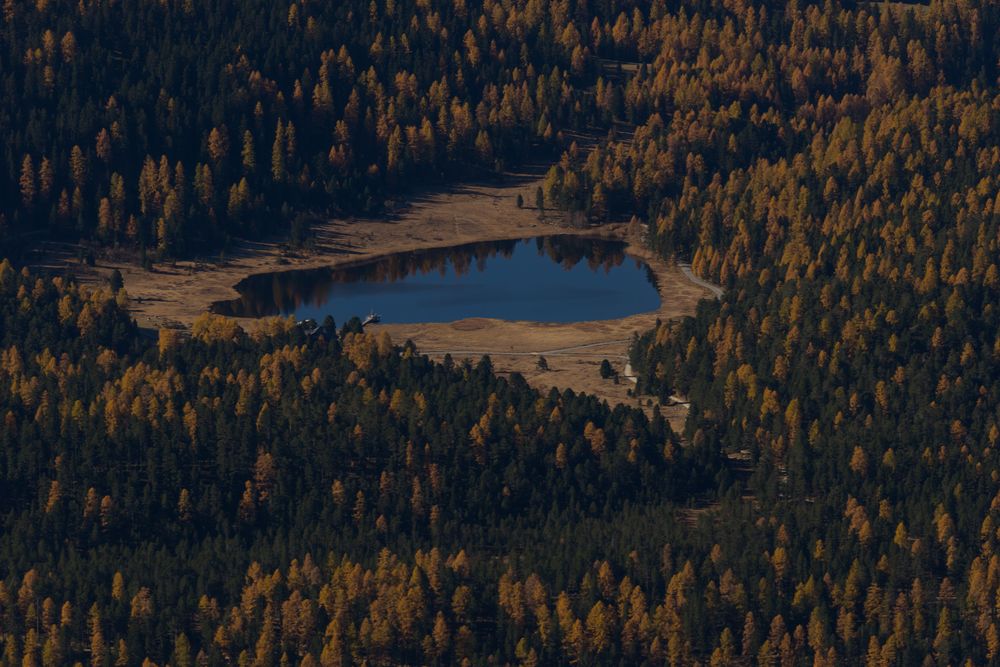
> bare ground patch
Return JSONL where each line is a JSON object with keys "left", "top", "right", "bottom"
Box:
{"left": 373, "top": 248, "right": 711, "bottom": 425}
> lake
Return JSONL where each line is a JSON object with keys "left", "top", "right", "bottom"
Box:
{"left": 211, "top": 235, "right": 661, "bottom": 324}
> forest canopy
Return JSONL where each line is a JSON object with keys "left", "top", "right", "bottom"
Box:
{"left": 2, "top": 0, "right": 1000, "bottom": 664}
{"left": 0, "top": 0, "right": 642, "bottom": 257}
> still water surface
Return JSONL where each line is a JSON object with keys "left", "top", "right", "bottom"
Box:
{"left": 211, "top": 236, "right": 660, "bottom": 324}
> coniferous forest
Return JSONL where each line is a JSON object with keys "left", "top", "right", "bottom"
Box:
{"left": 3, "top": 0, "right": 1000, "bottom": 665}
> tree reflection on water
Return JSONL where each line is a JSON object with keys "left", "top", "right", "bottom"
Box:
{"left": 212, "top": 235, "right": 653, "bottom": 321}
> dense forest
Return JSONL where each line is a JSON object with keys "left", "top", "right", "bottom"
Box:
{"left": 0, "top": 261, "right": 715, "bottom": 665}
{"left": 624, "top": 0, "right": 1000, "bottom": 663}
{"left": 0, "top": 0, "right": 645, "bottom": 257}
{"left": 3, "top": 0, "right": 1000, "bottom": 664}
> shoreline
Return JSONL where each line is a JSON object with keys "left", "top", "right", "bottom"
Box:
{"left": 96, "top": 177, "right": 600, "bottom": 330}
{"left": 37, "top": 171, "right": 717, "bottom": 424}
{"left": 210, "top": 226, "right": 639, "bottom": 313}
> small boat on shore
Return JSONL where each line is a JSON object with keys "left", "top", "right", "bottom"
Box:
{"left": 362, "top": 310, "right": 381, "bottom": 326}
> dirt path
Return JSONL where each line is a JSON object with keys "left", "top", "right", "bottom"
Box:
{"left": 679, "top": 264, "right": 724, "bottom": 299}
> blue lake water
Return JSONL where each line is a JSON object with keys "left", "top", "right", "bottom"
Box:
{"left": 211, "top": 236, "right": 661, "bottom": 324}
